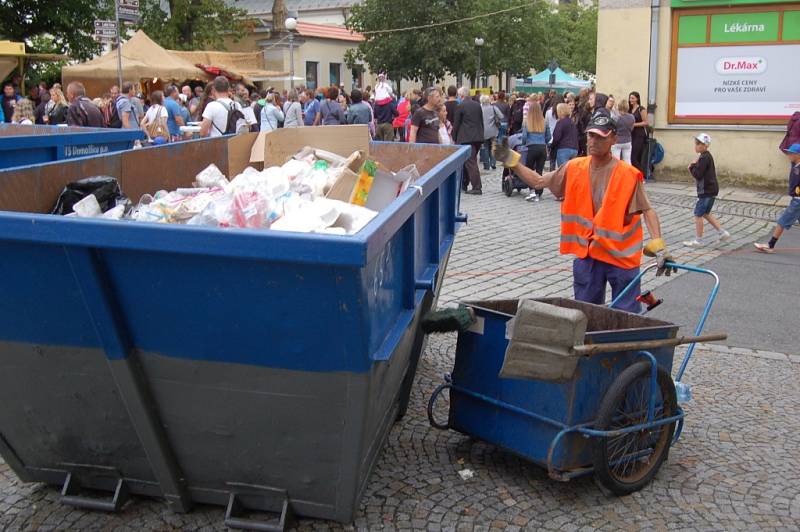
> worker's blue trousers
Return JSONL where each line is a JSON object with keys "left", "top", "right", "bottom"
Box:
{"left": 572, "top": 257, "right": 641, "bottom": 313}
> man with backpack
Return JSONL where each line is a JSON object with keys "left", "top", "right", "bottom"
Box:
{"left": 65, "top": 82, "right": 106, "bottom": 128}
{"left": 200, "top": 76, "right": 245, "bottom": 138}
{"left": 108, "top": 82, "right": 139, "bottom": 129}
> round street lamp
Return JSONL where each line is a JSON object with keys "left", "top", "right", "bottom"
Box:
{"left": 286, "top": 17, "right": 298, "bottom": 89}
{"left": 474, "top": 37, "right": 485, "bottom": 89}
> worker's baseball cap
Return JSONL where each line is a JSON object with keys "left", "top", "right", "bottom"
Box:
{"left": 782, "top": 143, "right": 800, "bottom": 154}
{"left": 585, "top": 112, "right": 617, "bottom": 137}
{"left": 695, "top": 133, "right": 712, "bottom": 146}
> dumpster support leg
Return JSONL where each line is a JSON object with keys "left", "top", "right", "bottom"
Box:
{"left": 65, "top": 247, "right": 192, "bottom": 513}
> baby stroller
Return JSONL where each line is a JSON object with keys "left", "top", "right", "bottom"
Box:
{"left": 502, "top": 133, "right": 531, "bottom": 197}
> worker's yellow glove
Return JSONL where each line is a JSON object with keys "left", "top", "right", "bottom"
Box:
{"left": 493, "top": 138, "right": 521, "bottom": 168}
{"left": 643, "top": 238, "right": 665, "bottom": 257}
{"left": 644, "top": 238, "right": 677, "bottom": 276}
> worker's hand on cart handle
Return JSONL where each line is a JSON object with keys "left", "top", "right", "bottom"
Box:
{"left": 493, "top": 138, "right": 522, "bottom": 169}
{"left": 644, "top": 238, "right": 678, "bottom": 276}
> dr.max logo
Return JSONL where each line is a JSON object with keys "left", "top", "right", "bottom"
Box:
{"left": 714, "top": 56, "right": 767, "bottom": 75}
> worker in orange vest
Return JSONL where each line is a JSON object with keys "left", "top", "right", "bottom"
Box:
{"left": 494, "top": 112, "right": 675, "bottom": 313}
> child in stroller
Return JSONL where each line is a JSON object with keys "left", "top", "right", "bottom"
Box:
{"left": 501, "top": 133, "right": 533, "bottom": 197}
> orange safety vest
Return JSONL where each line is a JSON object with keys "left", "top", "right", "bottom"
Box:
{"left": 560, "top": 157, "right": 644, "bottom": 269}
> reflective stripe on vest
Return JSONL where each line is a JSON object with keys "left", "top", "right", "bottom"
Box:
{"left": 559, "top": 157, "right": 644, "bottom": 269}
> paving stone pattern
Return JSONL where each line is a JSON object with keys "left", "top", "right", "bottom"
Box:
{"left": 1, "top": 171, "right": 797, "bottom": 531}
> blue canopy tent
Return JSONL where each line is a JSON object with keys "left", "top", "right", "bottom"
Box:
{"left": 516, "top": 67, "right": 592, "bottom": 94}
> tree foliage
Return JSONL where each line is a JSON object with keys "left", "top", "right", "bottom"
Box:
{"left": 0, "top": 0, "right": 111, "bottom": 61}
{"left": 345, "top": 0, "right": 598, "bottom": 85}
{"left": 136, "top": 0, "right": 252, "bottom": 50}
{"left": 540, "top": 2, "right": 598, "bottom": 75}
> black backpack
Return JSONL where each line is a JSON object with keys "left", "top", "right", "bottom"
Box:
{"left": 214, "top": 100, "right": 246, "bottom": 135}
{"left": 107, "top": 96, "right": 123, "bottom": 128}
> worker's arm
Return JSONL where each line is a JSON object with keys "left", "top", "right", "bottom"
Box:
{"left": 642, "top": 207, "right": 662, "bottom": 240}
{"left": 408, "top": 125, "right": 418, "bottom": 143}
{"left": 199, "top": 117, "right": 212, "bottom": 137}
{"left": 121, "top": 108, "right": 131, "bottom": 129}
{"left": 512, "top": 164, "right": 549, "bottom": 190}
{"left": 175, "top": 113, "right": 185, "bottom": 127}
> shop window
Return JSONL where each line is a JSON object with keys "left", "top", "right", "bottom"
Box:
{"left": 306, "top": 61, "right": 318, "bottom": 90}
{"left": 669, "top": 4, "right": 800, "bottom": 125}
{"left": 329, "top": 63, "right": 341, "bottom": 87}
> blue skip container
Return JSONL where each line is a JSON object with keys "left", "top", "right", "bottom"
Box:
{"left": 0, "top": 127, "right": 469, "bottom": 526}
{"left": 0, "top": 123, "right": 144, "bottom": 170}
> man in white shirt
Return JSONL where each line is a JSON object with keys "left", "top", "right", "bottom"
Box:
{"left": 200, "top": 76, "right": 245, "bottom": 138}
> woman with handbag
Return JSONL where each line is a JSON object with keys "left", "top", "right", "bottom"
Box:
{"left": 140, "top": 91, "right": 170, "bottom": 143}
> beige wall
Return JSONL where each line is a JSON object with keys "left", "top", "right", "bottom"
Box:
{"left": 596, "top": 0, "right": 787, "bottom": 186}
{"left": 595, "top": 2, "right": 652, "bottom": 105}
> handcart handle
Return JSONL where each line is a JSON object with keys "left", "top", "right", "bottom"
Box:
{"left": 573, "top": 332, "right": 727, "bottom": 355}
{"left": 610, "top": 261, "right": 721, "bottom": 382}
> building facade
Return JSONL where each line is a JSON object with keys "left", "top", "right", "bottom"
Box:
{"left": 596, "top": 0, "right": 799, "bottom": 186}
{"left": 223, "top": 0, "right": 505, "bottom": 96}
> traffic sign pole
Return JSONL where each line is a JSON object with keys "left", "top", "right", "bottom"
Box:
{"left": 115, "top": 0, "right": 123, "bottom": 89}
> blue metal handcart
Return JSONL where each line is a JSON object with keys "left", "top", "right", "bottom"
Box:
{"left": 428, "top": 262, "right": 723, "bottom": 494}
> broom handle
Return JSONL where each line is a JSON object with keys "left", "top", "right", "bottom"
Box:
{"left": 573, "top": 332, "right": 728, "bottom": 356}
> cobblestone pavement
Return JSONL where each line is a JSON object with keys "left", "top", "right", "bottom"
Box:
{"left": 2, "top": 171, "right": 797, "bottom": 531}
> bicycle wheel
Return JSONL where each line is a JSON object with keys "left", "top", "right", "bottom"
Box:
{"left": 592, "top": 360, "right": 677, "bottom": 495}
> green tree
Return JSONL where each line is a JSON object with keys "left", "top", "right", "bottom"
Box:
{"left": 346, "top": 0, "right": 480, "bottom": 86}
{"left": 540, "top": 2, "right": 598, "bottom": 75}
{"left": 467, "top": 0, "right": 552, "bottom": 86}
{"left": 0, "top": 0, "right": 111, "bottom": 60}
{"left": 137, "top": 0, "right": 252, "bottom": 50}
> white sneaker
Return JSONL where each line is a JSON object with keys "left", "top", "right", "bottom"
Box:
{"left": 525, "top": 193, "right": 537, "bottom": 201}
{"left": 753, "top": 242, "right": 774, "bottom": 254}
{"left": 533, "top": 195, "right": 540, "bottom": 202}
{"left": 683, "top": 239, "right": 704, "bottom": 248}
{"left": 718, "top": 230, "right": 732, "bottom": 242}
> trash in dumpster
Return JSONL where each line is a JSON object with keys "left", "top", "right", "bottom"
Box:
{"left": 126, "top": 148, "right": 382, "bottom": 234}
{"left": 50, "top": 176, "right": 129, "bottom": 216}
{"left": 51, "top": 144, "right": 417, "bottom": 235}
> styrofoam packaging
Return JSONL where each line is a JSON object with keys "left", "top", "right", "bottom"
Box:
{"left": 194, "top": 164, "right": 228, "bottom": 188}
{"left": 72, "top": 194, "right": 103, "bottom": 218}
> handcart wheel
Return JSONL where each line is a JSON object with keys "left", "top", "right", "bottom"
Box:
{"left": 591, "top": 361, "right": 677, "bottom": 495}
{"left": 502, "top": 177, "right": 513, "bottom": 197}
{"left": 427, "top": 383, "right": 452, "bottom": 430}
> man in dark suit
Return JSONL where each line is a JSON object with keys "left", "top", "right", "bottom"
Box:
{"left": 453, "top": 86, "right": 485, "bottom": 194}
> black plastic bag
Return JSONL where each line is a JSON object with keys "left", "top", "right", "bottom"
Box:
{"left": 51, "top": 176, "right": 127, "bottom": 215}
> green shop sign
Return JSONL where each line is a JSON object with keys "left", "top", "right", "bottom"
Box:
{"left": 672, "top": 0, "right": 797, "bottom": 7}
{"left": 710, "top": 12, "right": 779, "bottom": 42}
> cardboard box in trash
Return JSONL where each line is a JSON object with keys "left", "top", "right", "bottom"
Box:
{"left": 244, "top": 125, "right": 418, "bottom": 210}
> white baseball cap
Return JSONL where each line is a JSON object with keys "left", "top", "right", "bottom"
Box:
{"left": 695, "top": 133, "right": 712, "bottom": 146}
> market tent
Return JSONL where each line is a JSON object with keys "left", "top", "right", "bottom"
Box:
{"left": 169, "top": 50, "right": 289, "bottom": 85}
{"left": 62, "top": 31, "right": 207, "bottom": 97}
{"left": 520, "top": 68, "right": 592, "bottom": 90}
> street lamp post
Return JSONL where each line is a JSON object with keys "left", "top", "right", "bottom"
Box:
{"left": 474, "top": 37, "right": 484, "bottom": 89}
{"left": 285, "top": 16, "right": 298, "bottom": 89}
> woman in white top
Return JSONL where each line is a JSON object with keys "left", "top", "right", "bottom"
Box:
{"left": 11, "top": 98, "right": 35, "bottom": 125}
{"left": 140, "top": 91, "right": 169, "bottom": 134}
{"left": 260, "top": 93, "right": 285, "bottom": 132}
{"left": 282, "top": 89, "right": 303, "bottom": 128}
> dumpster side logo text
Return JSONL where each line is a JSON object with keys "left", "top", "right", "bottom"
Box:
{"left": 64, "top": 144, "right": 110, "bottom": 158}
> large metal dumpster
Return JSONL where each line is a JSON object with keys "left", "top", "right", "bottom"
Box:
{"left": 0, "top": 123, "right": 144, "bottom": 170}
{"left": 0, "top": 128, "right": 469, "bottom": 526}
